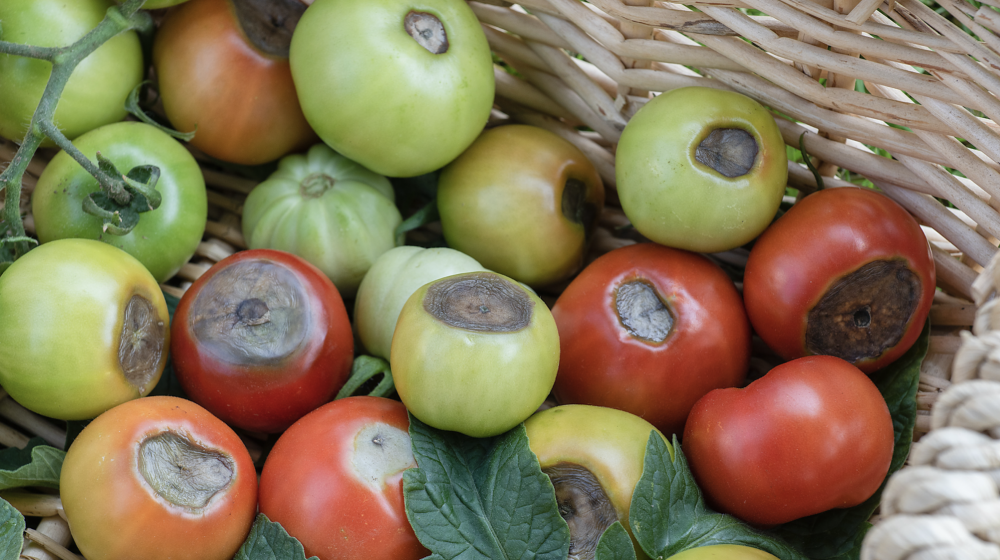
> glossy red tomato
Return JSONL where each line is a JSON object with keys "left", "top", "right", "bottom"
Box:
{"left": 171, "top": 249, "right": 353, "bottom": 433}
{"left": 60, "top": 396, "right": 258, "bottom": 560}
{"left": 551, "top": 243, "right": 751, "bottom": 438}
{"left": 258, "top": 396, "right": 427, "bottom": 560}
{"left": 153, "top": 0, "right": 316, "bottom": 165}
{"left": 743, "top": 187, "right": 935, "bottom": 373}
{"left": 683, "top": 355, "right": 894, "bottom": 526}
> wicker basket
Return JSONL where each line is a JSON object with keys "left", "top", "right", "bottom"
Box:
{"left": 2, "top": 0, "right": 999, "bottom": 556}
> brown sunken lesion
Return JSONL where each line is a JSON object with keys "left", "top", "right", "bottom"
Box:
{"left": 119, "top": 294, "right": 166, "bottom": 392}
{"left": 615, "top": 280, "right": 675, "bottom": 343}
{"left": 231, "top": 0, "right": 308, "bottom": 58}
{"left": 695, "top": 128, "right": 758, "bottom": 178}
{"left": 805, "top": 259, "right": 921, "bottom": 364}
{"left": 545, "top": 462, "right": 620, "bottom": 560}
{"left": 423, "top": 273, "right": 533, "bottom": 333}
{"left": 138, "top": 431, "right": 235, "bottom": 511}
{"left": 405, "top": 11, "right": 449, "bottom": 55}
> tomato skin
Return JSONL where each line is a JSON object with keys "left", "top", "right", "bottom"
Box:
{"left": 551, "top": 243, "right": 751, "bottom": 438}
{"left": 32, "top": 121, "right": 208, "bottom": 283}
{"left": 666, "top": 545, "right": 779, "bottom": 559}
{"left": 0, "top": 0, "right": 143, "bottom": 145}
{"left": 743, "top": 187, "right": 934, "bottom": 373}
{"left": 153, "top": 0, "right": 316, "bottom": 165}
{"left": 60, "top": 396, "right": 258, "bottom": 560}
{"left": 0, "top": 239, "right": 168, "bottom": 420}
{"left": 171, "top": 249, "right": 353, "bottom": 433}
{"left": 258, "top": 396, "right": 427, "bottom": 560}
{"left": 683, "top": 355, "right": 894, "bottom": 527}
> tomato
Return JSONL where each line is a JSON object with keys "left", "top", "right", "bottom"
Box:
{"left": 354, "top": 245, "right": 486, "bottom": 359}
{"left": 153, "top": 0, "right": 317, "bottom": 165}
{"left": 119, "top": 0, "right": 192, "bottom": 10}
{"left": 171, "top": 249, "right": 353, "bottom": 433}
{"left": 258, "top": 396, "right": 427, "bottom": 560}
{"left": 60, "top": 396, "right": 258, "bottom": 560}
{"left": 289, "top": 0, "right": 495, "bottom": 177}
{"left": 742, "top": 187, "right": 935, "bottom": 373}
{"left": 551, "top": 243, "right": 751, "bottom": 438}
{"left": 32, "top": 121, "right": 208, "bottom": 283}
{"left": 437, "top": 125, "right": 605, "bottom": 287}
{"left": 0, "top": 239, "right": 168, "bottom": 420}
{"left": 0, "top": 0, "right": 143, "bottom": 145}
{"left": 666, "top": 545, "right": 779, "bottom": 559}
{"left": 524, "top": 405, "right": 669, "bottom": 560}
{"left": 616, "top": 87, "right": 787, "bottom": 253}
{"left": 241, "top": 144, "right": 402, "bottom": 298}
{"left": 683, "top": 355, "right": 894, "bottom": 526}
{"left": 391, "top": 271, "right": 560, "bottom": 438}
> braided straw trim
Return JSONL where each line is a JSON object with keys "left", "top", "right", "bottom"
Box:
{"left": 864, "top": 253, "right": 1000, "bottom": 559}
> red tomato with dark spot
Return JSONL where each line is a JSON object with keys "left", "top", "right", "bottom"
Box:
{"left": 743, "top": 187, "right": 934, "bottom": 373}
{"left": 550, "top": 243, "right": 751, "bottom": 438}
{"left": 683, "top": 355, "right": 894, "bottom": 526}
{"left": 171, "top": 249, "right": 353, "bottom": 433}
{"left": 258, "top": 396, "right": 427, "bottom": 560}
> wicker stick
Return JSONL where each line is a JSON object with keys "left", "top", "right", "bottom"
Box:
{"left": 514, "top": 65, "right": 624, "bottom": 141}
{"left": 0, "top": 422, "right": 30, "bottom": 450}
{"left": 493, "top": 66, "right": 576, "bottom": 121}
{"left": 23, "top": 527, "right": 82, "bottom": 560}
{"left": 0, "top": 396, "right": 64, "bottom": 449}
{"left": 0, "top": 491, "right": 62, "bottom": 520}
{"left": 899, "top": 0, "right": 1000, "bottom": 73}
{"left": 21, "top": 516, "right": 73, "bottom": 560}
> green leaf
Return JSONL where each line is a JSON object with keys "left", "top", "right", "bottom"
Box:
{"left": 0, "top": 497, "right": 25, "bottom": 560}
{"left": 335, "top": 355, "right": 395, "bottom": 400}
{"left": 630, "top": 433, "right": 808, "bottom": 560}
{"left": 0, "top": 440, "right": 65, "bottom": 490}
{"left": 234, "top": 513, "right": 319, "bottom": 560}
{"left": 84, "top": 154, "right": 162, "bottom": 236}
{"left": 402, "top": 415, "right": 571, "bottom": 560}
{"left": 771, "top": 320, "right": 929, "bottom": 559}
{"left": 596, "top": 522, "right": 637, "bottom": 560}
{"left": 394, "top": 198, "right": 439, "bottom": 239}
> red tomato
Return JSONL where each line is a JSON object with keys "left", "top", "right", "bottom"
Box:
{"left": 743, "top": 187, "right": 934, "bottom": 373}
{"left": 171, "top": 249, "right": 353, "bottom": 433}
{"left": 258, "top": 396, "right": 427, "bottom": 560}
{"left": 60, "top": 396, "right": 258, "bottom": 560}
{"left": 683, "top": 355, "right": 894, "bottom": 526}
{"left": 152, "top": 0, "right": 316, "bottom": 165}
{"left": 550, "top": 243, "right": 751, "bottom": 438}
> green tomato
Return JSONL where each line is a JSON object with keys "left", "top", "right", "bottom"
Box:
{"left": 289, "top": 0, "right": 495, "bottom": 178}
{"left": 0, "top": 0, "right": 144, "bottom": 145}
{"left": 391, "top": 271, "right": 559, "bottom": 438}
{"left": 354, "top": 246, "right": 486, "bottom": 360}
{"left": 118, "top": 0, "right": 191, "bottom": 8}
{"left": 666, "top": 545, "right": 779, "bottom": 559}
{"left": 524, "top": 405, "right": 669, "bottom": 560}
{"left": 0, "top": 239, "right": 169, "bottom": 420}
{"left": 242, "top": 144, "right": 403, "bottom": 298}
{"left": 437, "top": 125, "right": 605, "bottom": 287}
{"left": 616, "top": 87, "right": 787, "bottom": 253}
{"left": 32, "top": 121, "right": 208, "bottom": 283}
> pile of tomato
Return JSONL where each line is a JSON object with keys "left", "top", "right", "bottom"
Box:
{"left": 0, "top": 0, "right": 939, "bottom": 559}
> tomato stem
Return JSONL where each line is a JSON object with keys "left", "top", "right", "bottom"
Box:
{"left": 0, "top": 0, "right": 152, "bottom": 268}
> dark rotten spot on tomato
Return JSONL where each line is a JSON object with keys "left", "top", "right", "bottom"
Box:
{"left": 138, "top": 431, "right": 235, "bottom": 512}
{"left": 231, "top": 0, "right": 307, "bottom": 58}
{"left": 562, "top": 178, "right": 599, "bottom": 239}
{"left": 405, "top": 11, "right": 449, "bottom": 54}
{"left": 188, "top": 260, "right": 311, "bottom": 365}
{"left": 119, "top": 294, "right": 166, "bottom": 392}
{"left": 423, "top": 272, "right": 533, "bottom": 332}
{"left": 695, "top": 128, "right": 758, "bottom": 178}
{"left": 615, "top": 280, "right": 675, "bottom": 343}
{"left": 544, "top": 462, "right": 618, "bottom": 560}
{"left": 805, "top": 259, "right": 920, "bottom": 365}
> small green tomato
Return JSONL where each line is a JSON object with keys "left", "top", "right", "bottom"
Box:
{"left": 616, "top": 87, "right": 787, "bottom": 253}
{"left": 390, "top": 271, "right": 559, "bottom": 438}
{"left": 666, "top": 545, "right": 780, "bottom": 559}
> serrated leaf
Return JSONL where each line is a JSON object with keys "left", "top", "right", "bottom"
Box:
{"left": 596, "top": 521, "right": 637, "bottom": 560}
{"left": 771, "top": 320, "right": 929, "bottom": 560}
{"left": 402, "top": 415, "right": 570, "bottom": 560}
{"left": 630, "top": 433, "right": 807, "bottom": 560}
{"left": 0, "top": 497, "right": 25, "bottom": 560}
{"left": 233, "top": 513, "right": 319, "bottom": 560}
{"left": 0, "top": 441, "right": 64, "bottom": 490}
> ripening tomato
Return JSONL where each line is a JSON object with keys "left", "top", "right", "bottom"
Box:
{"left": 683, "top": 355, "right": 894, "bottom": 526}
{"left": 153, "top": 0, "right": 316, "bottom": 165}
{"left": 743, "top": 187, "right": 935, "bottom": 373}
{"left": 551, "top": 243, "right": 751, "bottom": 438}
{"left": 171, "top": 249, "right": 353, "bottom": 433}
{"left": 258, "top": 396, "right": 427, "bottom": 560}
{"left": 60, "top": 396, "right": 258, "bottom": 560}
